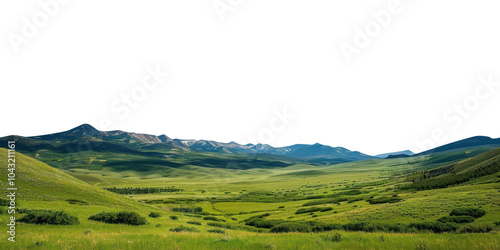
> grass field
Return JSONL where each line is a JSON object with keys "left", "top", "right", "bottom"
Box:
{"left": 1, "top": 146, "right": 499, "bottom": 249}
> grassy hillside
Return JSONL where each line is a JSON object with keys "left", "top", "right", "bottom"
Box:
{"left": 0, "top": 148, "right": 141, "bottom": 207}
{"left": 1, "top": 147, "right": 499, "bottom": 249}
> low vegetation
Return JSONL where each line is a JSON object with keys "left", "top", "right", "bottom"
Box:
{"left": 19, "top": 210, "right": 79, "bottom": 225}
{"left": 88, "top": 211, "right": 147, "bottom": 225}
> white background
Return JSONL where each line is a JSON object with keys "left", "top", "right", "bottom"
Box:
{"left": 1, "top": 0, "right": 499, "bottom": 155}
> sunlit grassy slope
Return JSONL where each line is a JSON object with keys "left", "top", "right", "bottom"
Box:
{"left": 0, "top": 147, "right": 499, "bottom": 249}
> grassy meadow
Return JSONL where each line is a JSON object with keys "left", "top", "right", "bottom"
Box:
{"left": 1, "top": 146, "right": 499, "bottom": 249}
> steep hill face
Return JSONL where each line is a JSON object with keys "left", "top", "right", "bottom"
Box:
{"left": 416, "top": 136, "right": 500, "bottom": 156}
{"left": 405, "top": 147, "right": 500, "bottom": 190}
{"left": 0, "top": 147, "right": 137, "bottom": 207}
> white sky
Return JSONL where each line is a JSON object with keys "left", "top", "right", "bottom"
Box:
{"left": 1, "top": 0, "right": 500, "bottom": 155}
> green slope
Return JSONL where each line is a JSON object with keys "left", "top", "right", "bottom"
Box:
{"left": 0, "top": 147, "right": 140, "bottom": 208}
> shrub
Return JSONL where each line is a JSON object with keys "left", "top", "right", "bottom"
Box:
{"left": 244, "top": 217, "right": 285, "bottom": 229}
{"left": 203, "top": 216, "right": 226, "bottom": 222}
{"left": 148, "top": 212, "right": 161, "bottom": 218}
{"left": 450, "top": 208, "right": 486, "bottom": 218}
{"left": 169, "top": 225, "right": 199, "bottom": 232}
{"left": 171, "top": 207, "right": 202, "bottom": 214}
{"left": 457, "top": 223, "right": 494, "bottom": 233}
{"left": 368, "top": 197, "right": 402, "bottom": 204}
{"left": 270, "top": 222, "right": 312, "bottom": 233}
{"left": 19, "top": 210, "right": 79, "bottom": 225}
{"left": 187, "top": 221, "right": 202, "bottom": 225}
{"left": 88, "top": 211, "right": 147, "bottom": 225}
{"left": 312, "top": 223, "right": 343, "bottom": 232}
{"left": 208, "top": 229, "right": 226, "bottom": 234}
{"left": 169, "top": 215, "right": 178, "bottom": 220}
{"left": 437, "top": 216, "right": 474, "bottom": 223}
{"left": 155, "top": 224, "right": 161, "bottom": 227}
{"left": 0, "top": 198, "right": 11, "bottom": 206}
{"left": 295, "top": 207, "right": 333, "bottom": 214}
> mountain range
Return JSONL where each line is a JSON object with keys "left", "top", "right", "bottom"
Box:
{"left": 27, "top": 124, "right": 376, "bottom": 163}
{"left": 2, "top": 124, "right": 500, "bottom": 165}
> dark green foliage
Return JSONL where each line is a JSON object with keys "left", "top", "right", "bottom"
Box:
{"left": 203, "top": 216, "right": 226, "bottom": 222}
{"left": 172, "top": 207, "right": 202, "bottom": 214}
{"left": 169, "top": 225, "right": 199, "bottom": 232}
{"left": 104, "top": 186, "right": 183, "bottom": 194}
{"left": 88, "top": 211, "right": 147, "bottom": 225}
{"left": 19, "top": 210, "right": 79, "bottom": 225}
{"left": 404, "top": 149, "right": 500, "bottom": 190}
{"left": 270, "top": 222, "right": 312, "bottom": 233}
{"left": 368, "top": 196, "right": 402, "bottom": 204}
{"left": 169, "top": 215, "right": 178, "bottom": 220}
{"left": 207, "top": 229, "right": 226, "bottom": 234}
{"left": 343, "top": 222, "right": 418, "bottom": 233}
{"left": 449, "top": 208, "right": 486, "bottom": 218}
{"left": 207, "top": 222, "right": 233, "bottom": 229}
{"left": 244, "top": 216, "right": 285, "bottom": 229}
{"left": 303, "top": 197, "right": 347, "bottom": 206}
{"left": 148, "top": 212, "right": 161, "bottom": 218}
{"left": 67, "top": 199, "right": 88, "bottom": 205}
{"left": 187, "top": 221, "right": 202, "bottom": 225}
{"left": 295, "top": 207, "right": 333, "bottom": 214}
{"left": 0, "top": 198, "right": 11, "bottom": 206}
{"left": 437, "top": 216, "right": 474, "bottom": 223}
{"left": 408, "top": 222, "right": 459, "bottom": 233}
{"left": 312, "top": 223, "right": 343, "bottom": 232}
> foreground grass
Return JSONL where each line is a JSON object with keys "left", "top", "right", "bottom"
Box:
{"left": 4, "top": 226, "right": 499, "bottom": 250}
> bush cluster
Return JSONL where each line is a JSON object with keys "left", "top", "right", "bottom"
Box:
{"left": 172, "top": 207, "right": 202, "bottom": 214}
{"left": 270, "top": 222, "right": 312, "bottom": 233}
{"left": 207, "top": 222, "right": 233, "bottom": 229}
{"left": 88, "top": 211, "right": 147, "bottom": 225}
{"left": 169, "top": 225, "right": 199, "bottom": 232}
{"left": 0, "top": 198, "right": 11, "bottom": 206}
{"left": 203, "top": 216, "right": 226, "bottom": 222}
{"left": 367, "top": 196, "right": 402, "bottom": 204}
{"left": 148, "top": 212, "right": 161, "bottom": 218}
{"left": 449, "top": 208, "right": 486, "bottom": 218}
{"left": 207, "top": 229, "right": 226, "bottom": 234}
{"left": 104, "top": 187, "right": 182, "bottom": 194}
{"left": 437, "top": 216, "right": 475, "bottom": 223}
{"left": 19, "top": 210, "right": 79, "bottom": 225}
